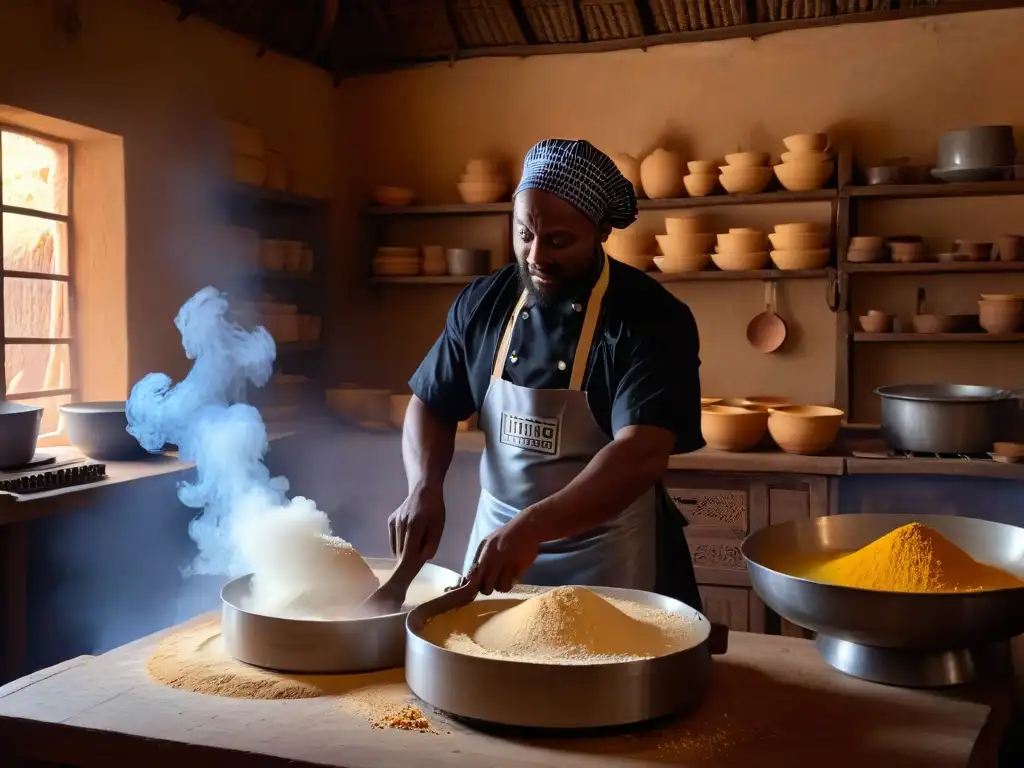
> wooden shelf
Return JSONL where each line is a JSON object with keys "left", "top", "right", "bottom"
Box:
{"left": 844, "top": 261, "right": 1024, "bottom": 275}
{"left": 228, "top": 183, "right": 328, "bottom": 208}
{"left": 638, "top": 189, "right": 837, "bottom": 210}
{"left": 368, "top": 275, "right": 480, "bottom": 285}
{"left": 362, "top": 202, "right": 511, "bottom": 217}
{"left": 854, "top": 333, "right": 1024, "bottom": 343}
{"left": 653, "top": 268, "right": 833, "bottom": 282}
{"left": 844, "top": 180, "right": 1024, "bottom": 200}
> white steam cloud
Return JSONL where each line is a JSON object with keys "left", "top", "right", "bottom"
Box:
{"left": 125, "top": 286, "right": 329, "bottom": 579}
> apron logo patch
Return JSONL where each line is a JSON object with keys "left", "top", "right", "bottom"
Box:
{"left": 500, "top": 412, "right": 559, "bottom": 455}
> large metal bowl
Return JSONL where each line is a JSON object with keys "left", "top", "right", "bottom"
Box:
{"left": 406, "top": 586, "right": 726, "bottom": 729}
{"left": 221, "top": 557, "right": 459, "bottom": 673}
{"left": 743, "top": 514, "right": 1024, "bottom": 650}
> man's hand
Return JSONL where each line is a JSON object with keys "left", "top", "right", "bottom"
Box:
{"left": 473, "top": 516, "right": 542, "bottom": 595}
{"left": 388, "top": 484, "right": 445, "bottom": 561}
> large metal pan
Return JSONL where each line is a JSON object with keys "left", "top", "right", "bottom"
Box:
{"left": 743, "top": 514, "right": 1024, "bottom": 686}
{"left": 875, "top": 383, "right": 1020, "bottom": 455}
{"left": 406, "top": 586, "right": 728, "bottom": 729}
{"left": 221, "top": 557, "right": 459, "bottom": 673}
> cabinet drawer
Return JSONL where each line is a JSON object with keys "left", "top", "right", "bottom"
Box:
{"left": 698, "top": 585, "right": 749, "bottom": 632}
{"left": 665, "top": 483, "right": 749, "bottom": 532}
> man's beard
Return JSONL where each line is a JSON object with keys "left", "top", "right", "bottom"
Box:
{"left": 517, "top": 249, "right": 603, "bottom": 307}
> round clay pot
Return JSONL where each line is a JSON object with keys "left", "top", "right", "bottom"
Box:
{"left": 639, "top": 149, "right": 683, "bottom": 199}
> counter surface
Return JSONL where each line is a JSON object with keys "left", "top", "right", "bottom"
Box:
{"left": 0, "top": 616, "right": 1008, "bottom": 768}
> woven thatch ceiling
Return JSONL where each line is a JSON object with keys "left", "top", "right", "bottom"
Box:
{"left": 165, "top": 0, "right": 1019, "bottom": 80}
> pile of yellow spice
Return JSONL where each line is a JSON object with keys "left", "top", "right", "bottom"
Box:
{"left": 795, "top": 522, "right": 1024, "bottom": 593}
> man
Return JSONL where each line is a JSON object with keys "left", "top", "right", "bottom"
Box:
{"left": 389, "top": 138, "right": 704, "bottom": 610}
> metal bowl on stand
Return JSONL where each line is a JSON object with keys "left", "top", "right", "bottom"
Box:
{"left": 406, "top": 586, "right": 729, "bottom": 729}
{"left": 221, "top": 557, "right": 459, "bottom": 673}
{"left": 742, "top": 514, "right": 1024, "bottom": 687}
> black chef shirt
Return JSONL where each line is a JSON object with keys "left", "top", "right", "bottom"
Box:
{"left": 409, "top": 257, "right": 704, "bottom": 454}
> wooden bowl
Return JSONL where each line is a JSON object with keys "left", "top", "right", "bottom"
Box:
{"left": 769, "top": 231, "right": 828, "bottom": 250}
{"left": 657, "top": 232, "right": 715, "bottom": 258}
{"left": 978, "top": 299, "right": 1024, "bottom": 333}
{"left": 774, "top": 161, "right": 834, "bottom": 191}
{"left": 683, "top": 173, "right": 720, "bottom": 197}
{"left": 858, "top": 313, "right": 893, "bottom": 333}
{"left": 687, "top": 160, "right": 718, "bottom": 174}
{"left": 774, "top": 223, "right": 824, "bottom": 236}
{"left": 701, "top": 405, "right": 769, "bottom": 452}
{"left": 770, "top": 249, "right": 830, "bottom": 270}
{"left": 911, "top": 314, "right": 957, "bottom": 334}
{"left": 717, "top": 230, "right": 767, "bottom": 253}
{"left": 783, "top": 133, "right": 829, "bottom": 153}
{"left": 711, "top": 250, "right": 769, "bottom": 271}
{"left": 719, "top": 166, "right": 774, "bottom": 194}
{"left": 654, "top": 254, "right": 709, "bottom": 273}
{"left": 724, "top": 151, "right": 770, "bottom": 168}
{"left": 767, "top": 405, "right": 844, "bottom": 455}
{"left": 665, "top": 216, "right": 707, "bottom": 235}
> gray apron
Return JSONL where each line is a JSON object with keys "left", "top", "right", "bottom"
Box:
{"left": 462, "top": 256, "right": 657, "bottom": 590}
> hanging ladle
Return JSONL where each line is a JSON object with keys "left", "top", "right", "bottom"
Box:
{"left": 746, "top": 280, "right": 788, "bottom": 353}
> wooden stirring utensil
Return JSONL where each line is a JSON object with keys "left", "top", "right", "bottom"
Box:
{"left": 356, "top": 546, "right": 425, "bottom": 617}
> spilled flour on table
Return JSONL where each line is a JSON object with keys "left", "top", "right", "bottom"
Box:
{"left": 147, "top": 619, "right": 444, "bottom": 733}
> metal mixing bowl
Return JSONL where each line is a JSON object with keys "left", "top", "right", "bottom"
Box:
{"left": 221, "top": 557, "right": 459, "bottom": 673}
{"left": 742, "top": 514, "right": 1024, "bottom": 651}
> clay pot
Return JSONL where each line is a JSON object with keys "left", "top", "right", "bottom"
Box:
{"left": 719, "top": 166, "right": 773, "bottom": 195}
{"left": 774, "top": 160, "right": 834, "bottom": 191}
{"left": 683, "top": 173, "right": 719, "bottom": 197}
{"left": 767, "top": 405, "right": 844, "bottom": 455}
{"left": 858, "top": 312, "right": 893, "bottom": 333}
{"left": 911, "top": 314, "right": 956, "bottom": 334}
{"left": 612, "top": 153, "right": 643, "bottom": 196}
{"left": 978, "top": 298, "right": 1024, "bottom": 334}
{"left": 953, "top": 240, "right": 993, "bottom": 261}
{"left": 996, "top": 235, "right": 1024, "bottom": 262}
{"left": 701, "top": 405, "right": 769, "bottom": 452}
{"left": 639, "top": 149, "right": 684, "bottom": 199}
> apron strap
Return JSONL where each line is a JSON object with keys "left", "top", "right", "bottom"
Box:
{"left": 491, "top": 256, "right": 611, "bottom": 392}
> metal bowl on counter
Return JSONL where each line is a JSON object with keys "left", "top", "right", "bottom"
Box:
{"left": 405, "top": 586, "right": 728, "bottom": 729}
{"left": 59, "top": 401, "right": 152, "bottom": 461}
{"left": 875, "top": 384, "right": 1022, "bottom": 455}
{"left": 220, "top": 557, "right": 459, "bottom": 673}
{"left": 743, "top": 514, "right": 1024, "bottom": 687}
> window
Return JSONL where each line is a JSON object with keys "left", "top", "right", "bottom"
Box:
{"left": 1, "top": 127, "right": 74, "bottom": 437}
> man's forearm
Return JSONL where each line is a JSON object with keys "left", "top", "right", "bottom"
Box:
{"left": 403, "top": 395, "right": 459, "bottom": 494}
{"left": 519, "top": 425, "right": 674, "bottom": 543}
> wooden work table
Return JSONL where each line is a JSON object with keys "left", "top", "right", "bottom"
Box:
{"left": 0, "top": 617, "right": 1012, "bottom": 768}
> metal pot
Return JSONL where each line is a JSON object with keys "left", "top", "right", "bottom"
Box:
{"left": 875, "top": 384, "right": 1019, "bottom": 455}
{"left": 60, "top": 401, "right": 150, "bottom": 461}
{"left": 0, "top": 402, "right": 43, "bottom": 470}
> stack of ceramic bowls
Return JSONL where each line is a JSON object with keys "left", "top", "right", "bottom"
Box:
{"left": 719, "top": 152, "right": 773, "bottom": 194}
{"left": 712, "top": 228, "right": 769, "bottom": 271}
{"left": 373, "top": 246, "right": 421, "bottom": 276}
{"left": 768, "top": 222, "right": 830, "bottom": 269}
{"left": 775, "top": 134, "right": 834, "bottom": 191}
{"left": 683, "top": 160, "right": 720, "bottom": 197}
{"left": 605, "top": 226, "right": 654, "bottom": 271}
{"left": 654, "top": 216, "right": 714, "bottom": 273}
{"left": 457, "top": 159, "right": 507, "bottom": 204}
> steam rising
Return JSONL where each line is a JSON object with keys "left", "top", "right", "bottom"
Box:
{"left": 126, "top": 287, "right": 333, "bottom": 580}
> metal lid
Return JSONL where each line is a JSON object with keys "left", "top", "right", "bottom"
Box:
{"left": 875, "top": 384, "right": 1015, "bottom": 403}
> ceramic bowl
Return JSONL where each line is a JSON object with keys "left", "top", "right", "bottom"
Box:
{"left": 774, "top": 161, "right": 834, "bottom": 191}
{"left": 665, "top": 216, "right": 707, "bottom": 236}
{"left": 656, "top": 232, "right": 716, "bottom": 258}
{"left": 687, "top": 160, "right": 718, "bottom": 174}
{"left": 769, "top": 230, "right": 828, "bottom": 250}
{"left": 683, "top": 173, "right": 720, "bottom": 197}
{"left": 717, "top": 230, "right": 767, "bottom": 253}
{"left": 701, "top": 405, "right": 769, "bottom": 452}
{"left": 711, "top": 251, "right": 770, "bottom": 271}
{"left": 719, "top": 166, "right": 774, "bottom": 194}
{"left": 767, "top": 405, "right": 844, "bottom": 455}
{"left": 770, "top": 249, "right": 830, "bottom": 270}
{"left": 724, "top": 151, "right": 770, "bottom": 168}
{"left": 654, "top": 254, "right": 709, "bottom": 273}
{"left": 782, "top": 133, "right": 829, "bottom": 153}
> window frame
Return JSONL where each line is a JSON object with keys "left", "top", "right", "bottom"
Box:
{"left": 0, "top": 123, "right": 78, "bottom": 438}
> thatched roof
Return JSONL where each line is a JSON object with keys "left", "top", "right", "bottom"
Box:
{"left": 164, "top": 0, "right": 1020, "bottom": 81}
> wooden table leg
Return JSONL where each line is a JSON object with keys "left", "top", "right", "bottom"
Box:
{"left": 1, "top": 522, "right": 29, "bottom": 685}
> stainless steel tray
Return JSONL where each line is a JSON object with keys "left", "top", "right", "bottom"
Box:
{"left": 221, "top": 557, "right": 459, "bottom": 673}
{"left": 743, "top": 514, "right": 1024, "bottom": 686}
{"left": 406, "top": 586, "right": 727, "bottom": 729}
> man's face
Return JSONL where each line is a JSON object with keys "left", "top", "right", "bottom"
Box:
{"left": 513, "top": 189, "right": 608, "bottom": 304}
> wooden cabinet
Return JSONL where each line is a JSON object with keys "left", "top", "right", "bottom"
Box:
{"left": 664, "top": 471, "right": 829, "bottom": 635}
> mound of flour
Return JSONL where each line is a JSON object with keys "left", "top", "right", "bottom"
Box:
{"left": 235, "top": 500, "right": 379, "bottom": 620}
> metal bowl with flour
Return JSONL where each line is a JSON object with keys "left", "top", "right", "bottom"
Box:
{"left": 743, "top": 514, "right": 1024, "bottom": 687}
{"left": 220, "top": 557, "right": 459, "bottom": 673}
{"left": 406, "top": 586, "right": 728, "bottom": 729}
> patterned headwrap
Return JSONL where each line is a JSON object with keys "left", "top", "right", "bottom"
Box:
{"left": 514, "top": 139, "right": 638, "bottom": 230}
